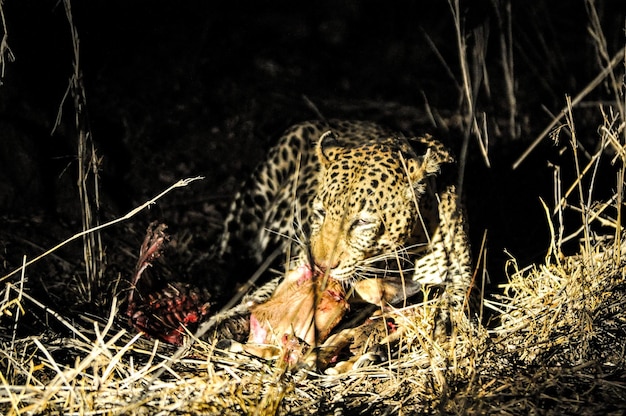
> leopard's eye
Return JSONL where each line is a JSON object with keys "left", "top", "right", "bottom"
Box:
{"left": 350, "top": 217, "right": 376, "bottom": 230}
{"left": 313, "top": 207, "right": 326, "bottom": 221}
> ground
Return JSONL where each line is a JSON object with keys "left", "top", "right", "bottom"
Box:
{"left": 0, "top": 1, "right": 625, "bottom": 414}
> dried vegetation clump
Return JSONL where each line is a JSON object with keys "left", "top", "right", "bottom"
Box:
{"left": 475, "top": 239, "right": 626, "bottom": 414}
{"left": 3, "top": 227, "right": 626, "bottom": 415}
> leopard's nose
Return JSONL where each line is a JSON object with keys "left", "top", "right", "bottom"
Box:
{"left": 314, "top": 258, "right": 339, "bottom": 275}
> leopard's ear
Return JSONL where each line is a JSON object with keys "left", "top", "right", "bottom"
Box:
{"left": 406, "top": 149, "right": 442, "bottom": 180}
{"left": 409, "top": 134, "right": 454, "bottom": 165}
{"left": 404, "top": 149, "right": 443, "bottom": 197}
{"left": 316, "top": 130, "right": 341, "bottom": 168}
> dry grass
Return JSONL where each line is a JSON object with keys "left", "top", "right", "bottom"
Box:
{"left": 0, "top": 285, "right": 487, "bottom": 415}
{"left": 3, "top": 219, "right": 626, "bottom": 415}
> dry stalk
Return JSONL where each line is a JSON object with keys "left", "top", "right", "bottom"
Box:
{"left": 491, "top": 0, "right": 517, "bottom": 139}
{"left": 6, "top": 257, "right": 27, "bottom": 382}
{"left": 562, "top": 193, "right": 620, "bottom": 244}
{"left": 551, "top": 129, "right": 606, "bottom": 217}
{"left": 513, "top": 47, "right": 625, "bottom": 169}
{"left": 467, "top": 229, "right": 489, "bottom": 322}
{"left": 57, "top": 0, "right": 104, "bottom": 304}
{"left": 0, "top": 176, "right": 203, "bottom": 283}
{"left": 447, "top": 0, "right": 491, "bottom": 201}
{"left": 420, "top": 28, "right": 460, "bottom": 92}
{"left": 596, "top": 76, "right": 626, "bottom": 262}
{"left": 0, "top": 0, "right": 14, "bottom": 85}
{"left": 7, "top": 284, "right": 91, "bottom": 344}
{"left": 581, "top": 0, "right": 625, "bottom": 259}
{"left": 585, "top": 0, "right": 625, "bottom": 119}
{"left": 565, "top": 96, "right": 594, "bottom": 260}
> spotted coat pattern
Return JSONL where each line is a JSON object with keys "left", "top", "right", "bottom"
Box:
{"left": 219, "top": 120, "right": 471, "bottom": 307}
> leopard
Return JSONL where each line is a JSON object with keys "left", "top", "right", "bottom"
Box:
{"left": 217, "top": 119, "right": 472, "bottom": 311}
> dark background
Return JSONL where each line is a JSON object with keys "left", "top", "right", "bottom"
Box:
{"left": 0, "top": 0, "right": 624, "bottom": 313}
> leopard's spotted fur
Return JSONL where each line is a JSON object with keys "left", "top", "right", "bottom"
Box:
{"left": 219, "top": 120, "right": 471, "bottom": 308}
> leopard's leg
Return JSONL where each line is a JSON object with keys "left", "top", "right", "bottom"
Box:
{"left": 412, "top": 186, "right": 471, "bottom": 308}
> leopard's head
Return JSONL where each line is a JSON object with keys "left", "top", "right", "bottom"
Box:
{"left": 308, "top": 130, "right": 451, "bottom": 281}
